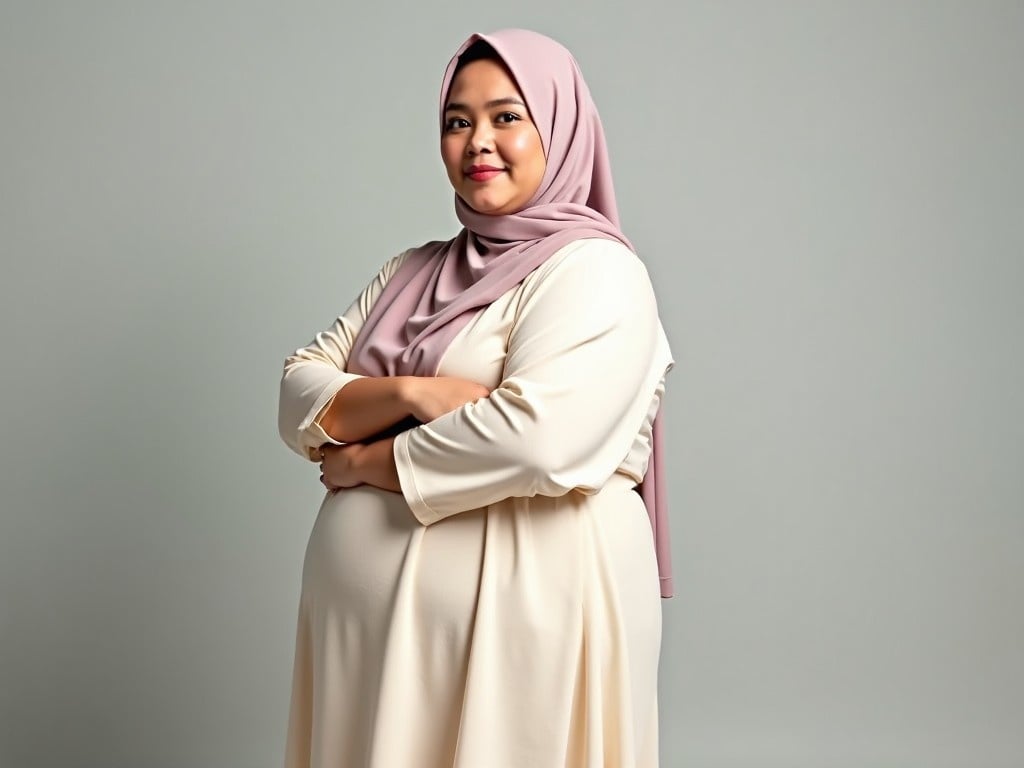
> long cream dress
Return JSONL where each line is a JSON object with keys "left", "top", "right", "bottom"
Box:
{"left": 278, "top": 238, "right": 674, "bottom": 768}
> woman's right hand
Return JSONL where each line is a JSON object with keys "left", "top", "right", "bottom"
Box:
{"left": 403, "top": 376, "right": 491, "bottom": 423}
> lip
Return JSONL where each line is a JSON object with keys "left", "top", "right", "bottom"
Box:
{"left": 465, "top": 165, "right": 505, "bottom": 182}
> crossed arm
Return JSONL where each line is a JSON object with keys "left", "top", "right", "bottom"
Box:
{"left": 279, "top": 241, "right": 673, "bottom": 521}
{"left": 275, "top": 251, "right": 491, "bottom": 496}
{"left": 316, "top": 375, "right": 489, "bottom": 493}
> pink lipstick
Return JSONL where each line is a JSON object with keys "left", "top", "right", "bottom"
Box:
{"left": 465, "top": 165, "right": 504, "bottom": 182}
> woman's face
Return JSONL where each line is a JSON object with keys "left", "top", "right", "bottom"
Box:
{"left": 440, "top": 58, "right": 546, "bottom": 216}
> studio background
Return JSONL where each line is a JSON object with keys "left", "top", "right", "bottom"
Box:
{"left": 1, "top": 1, "right": 1021, "bottom": 766}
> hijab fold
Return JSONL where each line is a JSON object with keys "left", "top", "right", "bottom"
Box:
{"left": 348, "top": 29, "right": 674, "bottom": 598}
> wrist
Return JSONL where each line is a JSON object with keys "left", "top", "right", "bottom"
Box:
{"left": 357, "top": 437, "right": 400, "bottom": 492}
{"left": 343, "top": 442, "right": 362, "bottom": 485}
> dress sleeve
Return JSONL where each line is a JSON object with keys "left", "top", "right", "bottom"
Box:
{"left": 393, "top": 240, "right": 674, "bottom": 525}
{"left": 277, "top": 251, "right": 408, "bottom": 462}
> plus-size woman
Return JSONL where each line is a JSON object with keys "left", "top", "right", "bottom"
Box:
{"left": 278, "top": 28, "right": 674, "bottom": 768}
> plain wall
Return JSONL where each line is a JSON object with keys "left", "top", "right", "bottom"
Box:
{"left": 1, "top": 1, "right": 1022, "bottom": 766}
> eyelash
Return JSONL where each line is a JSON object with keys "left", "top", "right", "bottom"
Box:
{"left": 444, "top": 112, "right": 521, "bottom": 132}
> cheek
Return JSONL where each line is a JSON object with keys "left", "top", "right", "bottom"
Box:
{"left": 440, "top": 139, "right": 463, "bottom": 174}
{"left": 507, "top": 130, "right": 539, "bottom": 159}
{"left": 507, "top": 131, "right": 546, "bottom": 185}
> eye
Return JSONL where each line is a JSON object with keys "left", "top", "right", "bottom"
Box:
{"left": 444, "top": 117, "right": 470, "bottom": 132}
{"left": 495, "top": 112, "right": 521, "bottom": 124}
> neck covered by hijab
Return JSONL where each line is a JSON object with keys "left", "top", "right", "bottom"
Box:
{"left": 347, "top": 29, "right": 673, "bottom": 598}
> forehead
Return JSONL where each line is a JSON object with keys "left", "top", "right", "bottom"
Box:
{"left": 446, "top": 59, "right": 525, "bottom": 104}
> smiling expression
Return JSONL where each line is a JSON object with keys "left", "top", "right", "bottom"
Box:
{"left": 440, "top": 58, "right": 547, "bottom": 216}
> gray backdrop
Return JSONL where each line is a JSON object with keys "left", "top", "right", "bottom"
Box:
{"left": 1, "top": 1, "right": 1021, "bottom": 766}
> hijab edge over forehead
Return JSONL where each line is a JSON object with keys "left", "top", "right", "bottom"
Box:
{"left": 438, "top": 33, "right": 548, "bottom": 154}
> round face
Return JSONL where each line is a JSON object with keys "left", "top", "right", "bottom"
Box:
{"left": 440, "top": 59, "right": 547, "bottom": 216}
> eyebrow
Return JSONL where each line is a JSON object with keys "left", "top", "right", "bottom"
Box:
{"left": 444, "top": 97, "right": 527, "bottom": 112}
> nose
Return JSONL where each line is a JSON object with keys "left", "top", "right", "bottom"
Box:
{"left": 466, "top": 121, "right": 495, "bottom": 155}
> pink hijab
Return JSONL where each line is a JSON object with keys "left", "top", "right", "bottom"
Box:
{"left": 348, "top": 29, "right": 673, "bottom": 598}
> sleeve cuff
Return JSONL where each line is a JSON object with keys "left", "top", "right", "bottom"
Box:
{"left": 393, "top": 430, "right": 443, "bottom": 526}
{"left": 297, "top": 375, "right": 364, "bottom": 461}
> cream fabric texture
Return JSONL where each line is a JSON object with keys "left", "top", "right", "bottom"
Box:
{"left": 278, "top": 238, "right": 673, "bottom": 767}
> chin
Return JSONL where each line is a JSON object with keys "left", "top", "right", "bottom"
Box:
{"left": 463, "top": 193, "right": 513, "bottom": 216}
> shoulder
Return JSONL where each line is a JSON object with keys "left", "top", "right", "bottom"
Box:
{"left": 521, "top": 237, "right": 655, "bottom": 302}
{"left": 378, "top": 238, "right": 453, "bottom": 285}
{"left": 378, "top": 248, "right": 414, "bottom": 283}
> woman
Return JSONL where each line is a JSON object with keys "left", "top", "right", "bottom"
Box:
{"left": 278, "top": 29, "right": 674, "bottom": 768}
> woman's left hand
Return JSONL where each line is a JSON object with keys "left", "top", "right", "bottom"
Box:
{"left": 319, "top": 444, "right": 364, "bottom": 491}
